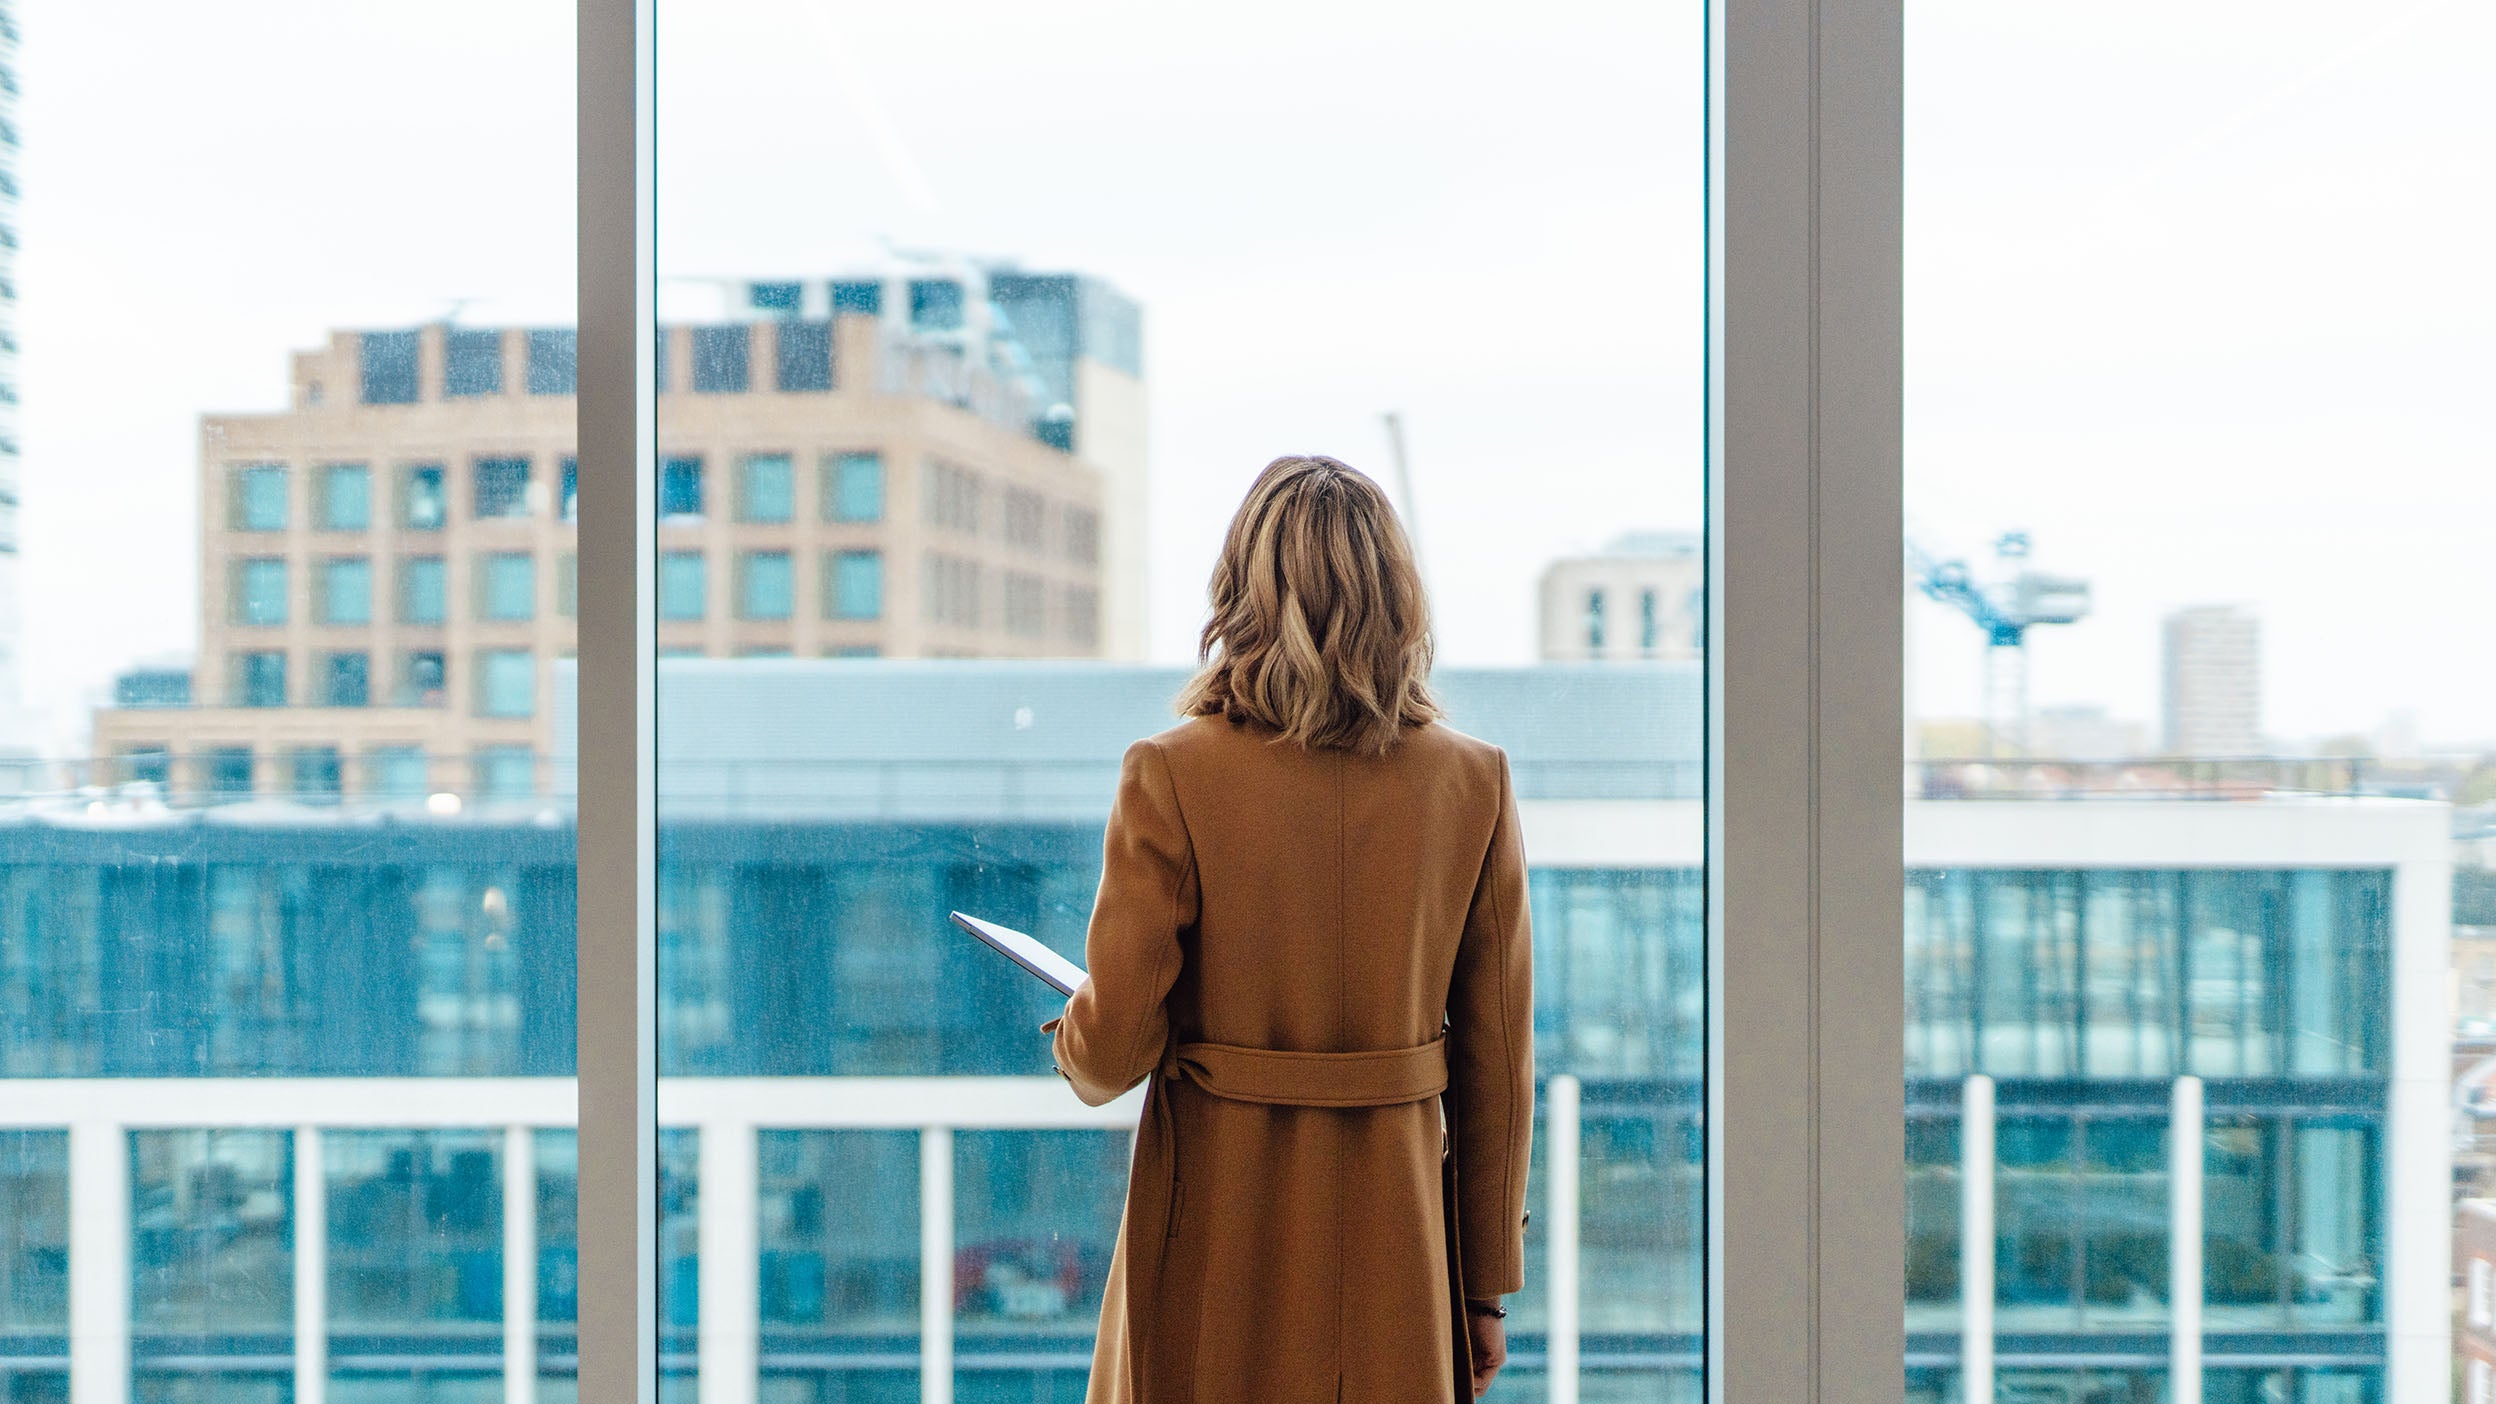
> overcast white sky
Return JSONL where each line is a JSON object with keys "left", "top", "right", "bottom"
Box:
{"left": 10, "top": 0, "right": 2492, "bottom": 754}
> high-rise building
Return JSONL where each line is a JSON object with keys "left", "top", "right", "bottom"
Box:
{"left": 1536, "top": 531, "right": 1704, "bottom": 662}
{"left": 87, "top": 306, "right": 1131, "bottom": 801}
{"left": 2161, "top": 604, "right": 2262, "bottom": 756}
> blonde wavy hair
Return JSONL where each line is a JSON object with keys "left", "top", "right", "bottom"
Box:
{"left": 1176, "top": 455, "right": 1442, "bottom": 755}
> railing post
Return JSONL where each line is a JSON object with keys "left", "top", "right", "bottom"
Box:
{"left": 1547, "top": 1074, "right": 1582, "bottom": 1404}
{"left": 921, "top": 1126, "right": 955, "bottom": 1404}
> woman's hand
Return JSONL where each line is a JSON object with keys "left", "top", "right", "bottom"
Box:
{"left": 1465, "top": 1299, "right": 1507, "bottom": 1398}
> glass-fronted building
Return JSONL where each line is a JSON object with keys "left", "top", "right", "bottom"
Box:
{"left": 0, "top": 664, "right": 2444, "bottom": 1402}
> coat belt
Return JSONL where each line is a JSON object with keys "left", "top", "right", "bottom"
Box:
{"left": 1125, "top": 1034, "right": 1465, "bottom": 1401}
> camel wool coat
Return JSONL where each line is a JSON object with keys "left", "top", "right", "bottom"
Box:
{"left": 1048, "top": 713, "right": 1534, "bottom": 1404}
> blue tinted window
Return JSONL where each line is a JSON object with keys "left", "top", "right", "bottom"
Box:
{"left": 325, "top": 1131, "right": 503, "bottom": 1329}
{"left": 825, "top": 452, "right": 883, "bottom": 522}
{"left": 751, "top": 281, "right": 803, "bottom": 312}
{"left": 233, "top": 465, "right": 287, "bottom": 530}
{"left": 474, "top": 459, "right": 531, "bottom": 518}
{"left": 443, "top": 328, "right": 503, "bottom": 397}
{"left": 830, "top": 279, "right": 882, "bottom": 316}
{"left": 829, "top": 550, "right": 882, "bottom": 620}
{"left": 477, "top": 650, "right": 535, "bottom": 718}
{"left": 759, "top": 1131, "right": 917, "bottom": 1330}
{"left": 234, "top": 558, "right": 288, "bottom": 625}
{"left": 403, "top": 465, "right": 447, "bottom": 530}
{"left": 740, "top": 455, "right": 793, "bottom": 523}
{"left": 401, "top": 557, "right": 447, "bottom": 624}
{"left": 480, "top": 553, "right": 535, "bottom": 621}
{"left": 0, "top": 1132, "right": 67, "bottom": 1332}
{"left": 293, "top": 746, "right": 343, "bottom": 801}
{"left": 207, "top": 747, "right": 256, "bottom": 794}
{"left": 320, "top": 464, "right": 371, "bottom": 531}
{"left": 535, "top": 1130, "right": 579, "bottom": 1325}
{"left": 360, "top": 330, "right": 420, "bottom": 404}
{"left": 691, "top": 326, "right": 749, "bottom": 393}
{"left": 322, "top": 652, "right": 369, "bottom": 708}
{"left": 320, "top": 557, "right": 372, "bottom": 625}
{"left": 741, "top": 551, "right": 793, "bottom": 621}
{"left": 908, "top": 279, "right": 964, "bottom": 330}
{"left": 131, "top": 1130, "right": 294, "bottom": 1332}
{"left": 369, "top": 746, "right": 428, "bottom": 798}
{"left": 659, "top": 552, "right": 706, "bottom": 620}
{"left": 775, "top": 321, "right": 832, "bottom": 392}
{"left": 527, "top": 329, "right": 578, "bottom": 395}
{"left": 561, "top": 458, "right": 578, "bottom": 521}
{"left": 661, "top": 457, "right": 704, "bottom": 518}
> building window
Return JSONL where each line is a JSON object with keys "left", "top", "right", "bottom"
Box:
{"left": 775, "top": 321, "right": 832, "bottom": 391}
{"left": 318, "top": 557, "right": 372, "bottom": 625}
{"left": 207, "top": 747, "right": 256, "bottom": 797}
{"left": 477, "top": 650, "right": 535, "bottom": 718}
{"left": 740, "top": 551, "right": 793, "bottom": 621}
{"left": 691, "top": 326, "right": 750, "bottom": 393}
{"left": 924, "top": 460, "right": 981, "bottom": 535}
{"left": 232, "top": 558, "right": 289, "bottom": 626}
{"left": 1065, "top": 585, "right": 1099, "bottom": 649}
{"left": 476, "top": 747, "right": 537, "bottom": 799}
{"left": 443, "top": 328, "right": 504, "bottom": 397}
{"left": 558, "top": 553, "right": 579, "bottom": 618}
{"left": 319, "top": 464, "right": 371, "bottom": 531}
{"left": 1064, "top": 507, "right": 1100, "bottom": 566}
{"left": 739, "top": 454, "right": 794, "bottom": 524}
{"left": 360, "top": 330, "right": 420, "bottom": 404}
{"left": 923, "top": 554, "right": 981, "bottom": 628}
{"left": 831, "top": 279, "right": 882, "bottom": 316}
{"left": 825, "top": 452, "right": 883, "bottom": 523}
{"left": 322, "top": 651, "right": 370, "bottom": 708}
{"left": 234, "top": 650, "right": 287, "bottom": 708}
{"left": 751, "top": 281, "right": 803, "bottom": 313}
{"left": 479, "top": 552, "right": 536, "bottom": 621}
{"left": 398, "top": 650, "right": 448, "bottom": 708}
{"left": 1004, "top": 571, "right": 1046, "bottom": 638}
{"left": 1638, "top": 588, "right": 1660, "bottom": 654}
{"left": 1585, "top": 589, "right": 1606, "bottom": 652}
{"left": 561, "top": 458, "right": 579, "bottom": 521}
{"left": 660, "top": 551, "right": 707, "bottom": 621}
{"left": 1004, "top": 489, "right": 1046, "bottom": 551}
{"left": 368, "top": 746, "right": 428, "bottom": 799}
{"left": 292, "top": 747, "right": 342, "bottom": 803}
{"left": 474, "top": 458, "right": 532, "bottom": 519}
{"left": 826, "top": 550, "right": 882, "bottom": 621}
{"left": 661, "top": 457, "right": 705, "bottom": 519}
{"left": 400, "top": 556, "right": 448, "bottom": 625}
{"left": 231, "top": 465, "right": 288, "bottom": 531}
{"left": 527, "top": 329, "right": 578, "bottom": 395}
{"left": 909, "top": 279, "right": 964, "bottom": 331}
{"left": 403, "top": 465, "right": 448, "bottom": 530}
{"left": 121, "top": 747, "right": 174, "bottom": 788}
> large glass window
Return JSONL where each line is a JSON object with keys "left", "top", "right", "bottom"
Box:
{"left": 823, "top": 452, "right": 882, "bottom": 523}
{"left": 231, "top": 465, "right": 288, "bottom": 531}
{"left": 321, "top": 557, "right": 374, "bottom": 626}
{"left": 232, "top": 557, "right": 288, "bottom": 626}
{"left": 479, "top": 552, "right": 537, "bottom": 622}
{"left": 401, "top": 556, "right": 449, "bottom": 625}
{"left": 825, "top": 551, "right": 881, "bottom": 622}
{"left": 739, "top": 454, "right": 794, "bottom": 523}
{"left": 321, "top": 464, "right": 373, "bottom": 531}
{"left": 659, "top": 552, "right": 707, "bottom": 622}
{"left": 739, "top": 551, "right": 793, "bottom": 621}
{"left": 476, "top": 651, "right": 536, "bottom": 719}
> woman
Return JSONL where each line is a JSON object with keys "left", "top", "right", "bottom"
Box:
{"left": 1048, "top": 455, "right": 1533, "bottom": 1403}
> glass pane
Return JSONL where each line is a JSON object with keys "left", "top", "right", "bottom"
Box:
{"left": 655, "top": 0, "right": 1704, "bottom": 1397}
{"left": 2, "top": 3, "right": 577, "bottom": 1400}
{"left": 1903, "top": 4, "right": 2482, "bottom": 1397}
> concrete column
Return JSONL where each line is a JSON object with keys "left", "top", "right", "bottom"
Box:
{"left": 921, "top": 1126, "right": 954, "bottom": 1404}
{"left": 506, "top": 1126, "right": 539, "bottom": 1404}
{"left": 294, "top": 1127, "right": 327, "bottom": 1404}
{"left": 2389, "top": 850, "right": 2456, "bottom": 1403}
{"left": 1547, "top": 1074, "right": 1581, "bottom": 1404}
{"left": 698, "top": 1121, "right": 758, "bottom": 1404}
{"left": 1960, "top": 1075, "right": 1994, "bottom": 1404}
{"left": 2170, "top": 1076, "right": 2204, "bottom": 1404}
{"left": 67, "top": 1121, "right": 129, "bottom": 1404}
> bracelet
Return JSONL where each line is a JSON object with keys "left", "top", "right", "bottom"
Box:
{"left": 1464, "top": 1299, "right": 1507, "bottom": 1319}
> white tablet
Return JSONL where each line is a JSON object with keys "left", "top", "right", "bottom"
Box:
{"left": 949, "top": 911, "right": 1088, "bottom": 997}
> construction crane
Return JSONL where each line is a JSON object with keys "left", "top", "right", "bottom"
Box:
{"left": 1908, "top": 532, "right": 2092, "bottom": 759}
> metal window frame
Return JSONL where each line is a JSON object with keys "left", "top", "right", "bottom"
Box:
{"left": 574, "top": 1, "right": 1905, "bottom": 1401}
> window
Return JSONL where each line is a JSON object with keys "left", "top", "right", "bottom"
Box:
{"left": 561, "top": 457, "right": 579, "bottom": 520}
{"left": 528, "top": 328, "right": 578, "bottom": 394}
{"left": 443, "top": 328, "right": 504, "bottom": 396}
{"left": 400, "top": 556, "right": 448, "bottom": 625}
{"left": 1003, "top": 487, "right": 1045, "bottom": 550}
{"left": 739, "top": 551, "right": 793, "bottom": 621}
{"left": 830, "top": 279, "right": 882, "bottom": 316}
{"left": 476, "top": 650, "right": 535, "bottom": 718}
{"left": 474, "top": 458, "right": 532, "bottom": 518}
{"left": 479, "top": 552, "right": 536, "bottom": 621}
{"left": 738, "top": 454, "right": 794, "bottom": 523}
{"left": 292, "top": 747, "right": 342, "bottom": 802}
{"left": 661, "top": 457, "right": 704, "bottom": 518}
{"left": 321, "top": 651, "right": 369, "bottom": 707}
{"left": 924, "top": 460, "right": 981, "bottom": 535}
{"left": 476, "top": 747, "right": 537, "bottom": 800}
{"left": 1584, "top": 588, "right": 1605, "bottom": 652}
{"left": 232, "top": 557, "right": 288, "bottom": 626}
{"left": 690, "top": 325, "right": 750, "bottom": 393}
{"left": 359, "top": 330, "right": 420, "bottom": 404}
{"left": 825, "top": 550, "right": 881, "bottom": 621}
{"left": 231, "top": 465, "right": 288, "bottom": 531}
{"left": 922, "top": 554, "right": 981, "bottom": 628}
{"left": 1004, "top": 571, "right": 1046, "bottom": 638}
{"left": 774, "top": 320, "right": 832, "bottom": 391}
{"left": 402, "top": 464, "right": 447, "bottom": 530}
{"left": 1639, "top": 588, "right": 1659, "bottom": 654}
{"left": 750, "top": 281, "right": 802, "bottom": 313}
{"left": 1063, "top": 505, "right": 1100, "bottom": 565}
{"left": 318, "top": 464, "right": 371, "bottom": 531}
{"left": 368, "top": 746, "right": 428, "bottom": 799}
{"left": 318, "top": 557, "right": 372, "bottom": 625}
{"left": 234, "top": 650, "right": 287, "bottom": 708}
{"left": 205, "top": 747, "right": 256, "bottom": 797}
{"left": 1064, "top": 585, "right": 1099, "bottom": 649}
{"left": 659, "top": 551, "right": 707, "bottom": 621}
{"left": 908, "top": 278, "right": 963, "bottom": 330}
{"left": 824, "top": 451, "right": 883, "bottom": 522}
{"left": 397, "top": 650, "right": 448, "bottom": 708}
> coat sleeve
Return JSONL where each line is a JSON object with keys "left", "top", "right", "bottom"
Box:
{"left": 1049, "top": 738, "right": 1199, "bottom": 1107}
{"left": 1448, "top": 746, "right": 1534, "bottom": 1299}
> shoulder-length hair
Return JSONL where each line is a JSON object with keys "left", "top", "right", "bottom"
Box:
{"left": 1176, "top": 455, "right": 1442, "bottom": 755}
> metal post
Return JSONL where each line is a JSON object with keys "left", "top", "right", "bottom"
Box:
{"left": 1960, "top": 1076, "right": 1995, "bottom": 1404}
{"left": 1547, "top": 1074, "right": 1582, "bottom": 1404}
{"left": 2170, "top": 1076, "right": 2204, "bottom": 1403}
{"left": 921, "top": 1126, "right": 955, "bottom": 1404}
{"left": 577, "top": 0, "right": 659, "bottom": 1400}
{"left": 67, "top": 1121, "right": 128, "bottom": 1404}
{"left": 506, "top": 1126, "right": 540, "bottom": 1403}
{"left": 294, "top": 1127, "right": 327, "bottom": 1404}
{"left": 698, "top": 1121, "right": 759, "bottom": 1404}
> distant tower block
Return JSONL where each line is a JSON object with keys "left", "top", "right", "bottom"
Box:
{"left": 2161, "top": 605, "right": 2262, "bottom": 757}
{"left": 1537, "top": 532, "right": 1704, "bottom": 663}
